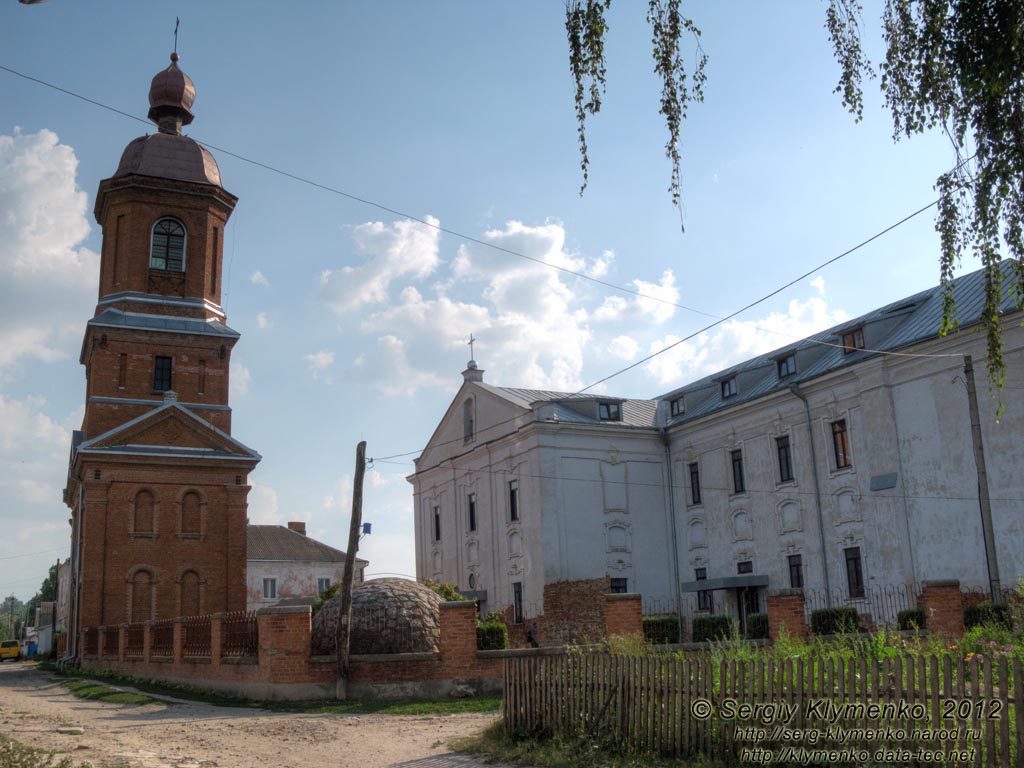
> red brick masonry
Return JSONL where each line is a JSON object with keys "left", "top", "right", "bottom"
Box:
{"left": 917, "top": 580, "right": 965, "bottom": 637}
{"left": 766, "top": 589, "right": 810, "bottom": 641}
{"left": 80, "top": 593, "right": 642, "bottom": 701}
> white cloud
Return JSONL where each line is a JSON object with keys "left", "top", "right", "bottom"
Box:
{"left": 608, "top": 335, "right": 639, "bottom": 361}
{"left": 0, "top": 129, "right": 99, "bottom": 378}
{"left": 594, "top": 295, "right": 628, "bottom": 322}
{"left": 256, "top": 312, "right": 270, "bottom": 329}
{"left": 588, "top": 249, "right": 615, "bottom": 278}
{"left": 319, "top": 216, "right": 441, "bottom": 313}
{"left": 644, "top": 296, "right": 850, "bottom": 386}
{"left": 249, "top": 270, "right": 270, "bottom": 287}
{"left": 247, "top": 482, "right": 281, "bottom": 525}
{"left": 632, "top": 270, "right": 679, "bottom": 324}
{"left": 230, "top": 360, "right": 252, "bottom": 397}
{"left": 810, "top": 276, "right": 826, "bottom": 296}
{"left": 346, "top": 335, "right": 450, "bottom": 396}
{"left": 305, "top": 350, "right": 335, "bottom": 376}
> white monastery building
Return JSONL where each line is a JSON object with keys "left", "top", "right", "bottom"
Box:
{"left": 410, "top": 264, "right": 1024, "bottom": 635}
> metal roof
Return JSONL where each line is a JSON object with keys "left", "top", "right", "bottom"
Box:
{"left": 660, "top": 263, "right": 1021, "bottom": 424}
{"left": 247, "top": 524, "right": 368, "bottom": 564}
{"left": 486, "top": 385, "right": 659, "bottom": 428}
{"left": 88, "top": 308, "right": 239, "bottom": 338}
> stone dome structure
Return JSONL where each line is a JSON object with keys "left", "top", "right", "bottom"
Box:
{"left": 311, "top": 578, "right": 443, "bottom": 656}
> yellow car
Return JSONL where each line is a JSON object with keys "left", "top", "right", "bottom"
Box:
{"left": 0, "top": 640, "right": 20, "bottom": 662}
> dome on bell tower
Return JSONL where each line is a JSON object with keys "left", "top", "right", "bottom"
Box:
{"left": 148, "top": 52, "right": 195, "bottom": 132}
{"left": 110, "top": 52, "right": 222, "bottom": 187}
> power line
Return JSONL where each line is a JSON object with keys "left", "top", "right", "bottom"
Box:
{"left": 0, "top": 62, "right": 712, "bottom": 319}
{"left": 370, "top": 198, "right": 961, "bottom": 463}
{"left": 0, "top": 548, "right": 65, "bottom": 561}
{"left": 0, "top": 61, "right": 959, "bottom": 357}
{"left": 0, "top": 61, "right": 965, "bottom": 466}
{"left": 371, "top": 457, "right": 1024, "bottom": 505}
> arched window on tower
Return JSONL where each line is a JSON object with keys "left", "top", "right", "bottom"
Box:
{"left": 133, "top": 490, "right": 156, "bottom": 535}
{"left": 150, "top": 218, "right": 186, "bottom": 271}
{"left": 178, "top": 569, "right": 202, "bottom": 617}
{"left": 181, "top": 491, "right": 202, "bottom": 536}
{"left": 129, "top": 568, "right": 155, "bottom": 623}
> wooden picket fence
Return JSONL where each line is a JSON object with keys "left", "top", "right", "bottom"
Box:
{"left": 504, "top": 653, "right": 1024, "bottom": 766}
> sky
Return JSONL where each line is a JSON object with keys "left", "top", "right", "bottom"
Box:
{"left": 0, "top": 1, "right": 965, "bottom": 603}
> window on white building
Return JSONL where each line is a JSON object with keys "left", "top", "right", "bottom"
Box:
{"left": 262, "top": 577, "right": 277, "bottom": 600}
{"left": 317, "top": 577, "right": 331, "bottom": 597}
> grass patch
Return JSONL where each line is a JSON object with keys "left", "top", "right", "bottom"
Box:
{"left": 62, "top": 678, "right": 165, "bottom": 706}
{"left": 453, "top": 720, "right": 721, "bottom": 768}
{"left": 289, "top": 696, "right": 502, "bottom": 715}
{"left": 0, "top": 733, "right": 88, "bottom": 768}
{"left": 53, "top": 665, "right": 500, "bottom": 714}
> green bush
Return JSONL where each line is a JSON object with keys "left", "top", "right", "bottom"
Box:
{"left": 692, "top": 614, "right": 734, "bottom": 643}
{"left": 642, "top": 614, "right": 680, "bottom": 644}
{"left": 897, "top": 608, "right": 926, "bottom": 631}
{"left": 476, "top": 613, "right": 509, "bottom": 650}
{"left": 745, "top": 613, "right": 769, "bottom": 640}
{"left": 425, "top": 579, "right": 469, "bottom": 602}
{"left": 964, "top": 602, "right": 1012, "bottom": 630}
{"left": 810, "top": 607, "right": 860, "bottom": 635}
{"left": 311, "top": 582, "right": 344, "bottom": 616}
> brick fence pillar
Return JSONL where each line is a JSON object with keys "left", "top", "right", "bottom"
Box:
{"left": 210, "top": 613, "right": 224, "bottom": 666}
{"left": 173, "top": 618, "right": 184, "bottom": 663}
{"left": 917, "top": 580, "right": 964, "bottom": 636}
{"left": 439, "top": 600, "right": 478, "bottom": 676}
{"left": 98, "top": 626, "right": 107, "bottom": 660}
{"left": 257, "top": 605, "right": 313, "bottom": 684}
{"left": 767, "top": 588, "right": 809, "bottom": 641}
{"left": 604, "top": 593, "right": 643, "bottom": 638}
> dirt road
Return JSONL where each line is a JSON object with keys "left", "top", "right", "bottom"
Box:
{"left": 0, "top": 662, "right": 504, "bottom": 768}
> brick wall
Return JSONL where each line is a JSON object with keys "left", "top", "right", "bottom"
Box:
{"left": 767, "top": 589, "right": 809, "bottom": 640}
{"left": 80, "top": 602, "right": 505, "bottom": 701}
{"left": 917, "top": 580, "right": 965, "bottom": 636}
{"left": 542, "top": 578, "right": 610, "bottom": 646}
{"left": 604, "top": 593, "right": 642, "bottom": 637}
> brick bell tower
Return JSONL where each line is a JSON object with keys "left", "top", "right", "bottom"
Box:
{"left": 64, "top": 53, "right": 260, "bottom": 646}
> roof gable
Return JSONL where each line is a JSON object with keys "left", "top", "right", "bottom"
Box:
{"left": 78, "top": 402, "right": 260, "bottom": 461}
{"left": 415, "top": 380, "right": 531, "bottom": 471}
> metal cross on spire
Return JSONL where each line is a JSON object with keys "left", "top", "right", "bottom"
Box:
{"left": 468, "top": 333, "right": 476, "bottom": 360}
{"left": 173, "top": 17, "right": 180, "bottom": 54}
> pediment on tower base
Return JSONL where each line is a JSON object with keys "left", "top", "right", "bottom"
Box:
{"left": 76, "top": 400, "right": 260, "bottom": 464}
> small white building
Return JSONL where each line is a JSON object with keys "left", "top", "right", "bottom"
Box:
{"left": 410, "top": 264, "right": 1023, "bottom": 635}
{"left": 246, "top": 522, "right": 368, "bottom": 611}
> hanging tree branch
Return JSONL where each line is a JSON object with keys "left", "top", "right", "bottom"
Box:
{"left": 827, "top": 0, "right": 1024, "bottom": 392}
{"left": 565, "top": 0, "right": 612, "bottom": 196}
{"left": 566, "top": 0, "right": 706, "bottom": 209}
{"left": 647, "top": 0, "right": 707, "bottom": 211}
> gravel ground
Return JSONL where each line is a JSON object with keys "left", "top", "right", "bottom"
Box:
{"left": 0, "top": 661, "right": 504, "bottom": 768}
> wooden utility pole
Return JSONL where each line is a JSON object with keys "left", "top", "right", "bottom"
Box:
{"left": 963, "top": 355, "right": 1002, "bottom": 605}
{"left": 335, "top": 441, "right": 367, "bottom": 688}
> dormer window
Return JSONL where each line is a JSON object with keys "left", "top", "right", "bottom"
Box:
{"left": 150, "top": 218, "right": 186, "bottom": 271}
{"left": 670, "top": 397, "right": 684, "bottom": 417}
{"left": 841, "top": 327, "right": 865, "bottom": 354}
{"left": 777, "top": 354, "right": 796, "bottom": 378}
{"left": 599, "top": 402, "right": 622, "bottom": 421}
{"left": 721, "top": 377, "right": 737, "bottom": 399}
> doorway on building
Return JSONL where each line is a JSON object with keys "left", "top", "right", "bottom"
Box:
{"left": 736, "top": 587, "right": 760, "bottom": 635}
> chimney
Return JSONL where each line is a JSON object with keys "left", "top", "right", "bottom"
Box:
{"left": 287, "top": 521, "right": 306, "bottom": 536}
